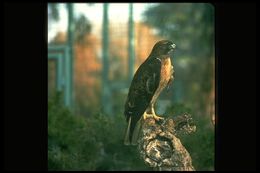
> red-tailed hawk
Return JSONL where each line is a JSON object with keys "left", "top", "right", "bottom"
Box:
{"left": 124, "top": 40, "right": 176, "bottom": 145}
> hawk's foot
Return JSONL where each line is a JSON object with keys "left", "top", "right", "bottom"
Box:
{"left": 143, "top": 112, "right": 164, "bottom": 121}
{"left": 143, "top": 112, "right": 154, "bottom": 120}
{"left": 152, "top": 114, "right": 164, "bottom": 121}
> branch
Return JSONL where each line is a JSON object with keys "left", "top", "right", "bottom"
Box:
{"left": 138, "top": 114, "right": 196, "bottom": 171}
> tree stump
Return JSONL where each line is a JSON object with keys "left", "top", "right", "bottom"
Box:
{"left": 138, "top": 114, "right": 196, "bottom": 171}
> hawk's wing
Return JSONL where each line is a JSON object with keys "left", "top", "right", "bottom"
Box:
{"left": 124, "top": 57, "right": 161, "bottom": 121}
{"left": 124, "top": 57, "right": 161, "bottom": 145}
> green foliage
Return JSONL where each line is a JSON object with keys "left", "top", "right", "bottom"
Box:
{"left": 181, "top": 116, "right": 214, "bottom": 171}
{"left": 165, "top": 102, "right": 192, "bottom": 117}
{"left": 144, "top": 3, "right": 214, "bottom": 58}
{"left": 74, "top": 15, "right": 92, "bottom": 44}
{"left": 48, "top": 93, "right": 150, "bottom": 171}
{"left": 48, "top": 3, "right": 60, "bottom": 22}
{"left": 48, "top": 94, "right": 214, "bottom": 171}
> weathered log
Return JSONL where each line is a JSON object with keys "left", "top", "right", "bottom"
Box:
{"left": 138, "top": 114, "right": 196, "bottom": 171}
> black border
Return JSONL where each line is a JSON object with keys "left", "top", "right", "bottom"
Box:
{"left": 214, "top": 2, "right": 256, "bottom": 171}
{"left": 4, "top": 2, "right": 47, "bottom": 171}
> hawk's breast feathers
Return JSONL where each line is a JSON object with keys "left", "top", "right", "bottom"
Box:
{"left": 149, "top": 56, "right": 173, "bottom": 107}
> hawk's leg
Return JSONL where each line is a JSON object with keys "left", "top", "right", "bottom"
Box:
{"left": 143, "top": 104, "right": 164, "bottom": 121}
{"left": 151, "top": 107, "right": 164, "bottom": 121}
{"left": 143, "top": 111, "right": 153, "bottom": 120}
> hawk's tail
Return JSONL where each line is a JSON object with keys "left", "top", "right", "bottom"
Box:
{"left": 124, "top": 116, "right": 142, "bottom": 145}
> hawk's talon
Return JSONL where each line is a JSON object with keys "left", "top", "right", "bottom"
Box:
{"left": 143, "top": 112, "right": 164, "bottom": 121}
{"left": 153, "top": 114, "right": 164, "bottom": 121}
{"left": 143, "top": 112, "right": 153, "bottom": 120}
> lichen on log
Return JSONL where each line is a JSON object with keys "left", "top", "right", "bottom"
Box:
{"left": 138, "top": 114, "right": 196, "bottom": 171}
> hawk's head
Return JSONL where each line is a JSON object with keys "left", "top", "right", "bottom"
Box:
{"left": 150, "top": 40, "right": 176, "bottom": 57}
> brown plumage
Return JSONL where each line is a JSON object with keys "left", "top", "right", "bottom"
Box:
{"left": 124, "top": 40, "right": 176, "bottom": 145}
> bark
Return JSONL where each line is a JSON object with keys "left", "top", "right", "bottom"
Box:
{"left": 138, "top": 114, "right": 196, "bottom": 171}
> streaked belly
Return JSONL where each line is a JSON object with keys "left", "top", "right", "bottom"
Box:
{"left": 150, "top": 57, "right": 172, "bottom": 105}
